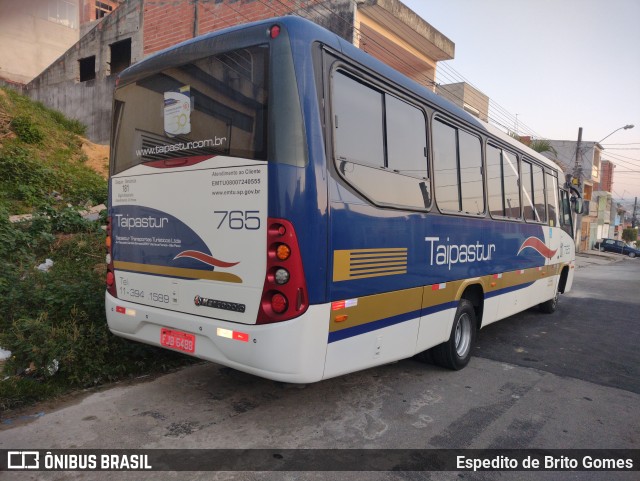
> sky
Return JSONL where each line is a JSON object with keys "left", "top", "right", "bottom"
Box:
{"left": 401, "top": 0, "right": 640, "bottom": 201}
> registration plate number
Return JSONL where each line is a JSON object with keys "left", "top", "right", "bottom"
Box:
{"left": 160, "top": 328, "right": 195, "bottom": 353}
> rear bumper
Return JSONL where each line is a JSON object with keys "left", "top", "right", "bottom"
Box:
{"left": 106, "top": 292, "right": 330, "bottom": 383}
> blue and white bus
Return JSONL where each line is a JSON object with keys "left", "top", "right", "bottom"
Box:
{"left": 106, "top": 16, "right": 580, "bottom": 383}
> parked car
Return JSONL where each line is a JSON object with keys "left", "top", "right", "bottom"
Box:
{"left": 593, "top": 238, "right": 640, "bottom": 258}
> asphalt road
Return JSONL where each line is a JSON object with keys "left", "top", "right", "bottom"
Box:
{"left": 475, "top": 257, "right": 640, "bottom": 394}
{"left": 1, "top": 257, "right": 638, "bottom": 481}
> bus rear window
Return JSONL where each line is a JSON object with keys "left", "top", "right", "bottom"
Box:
{"left": 112, "top": 45, "right": 268, "bottom": 174}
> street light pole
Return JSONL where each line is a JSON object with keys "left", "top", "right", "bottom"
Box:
{"left": 571, "top": 124, "right": 634, "bottom": 252}
{"left": 597, "top": 124, "right": 634, "bottom": 144}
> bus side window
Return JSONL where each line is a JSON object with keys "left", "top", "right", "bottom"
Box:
{"left": 332, "top": 71, "right": 384, "bottom": 168}
{"left": 546, "top": 172, "right": 559, "bottom": 227}
{"left": 532, "top": 164, "right": 547, "bottom": 223}
{"left": 433, "top": 118, "right": 484, "bottom": 216}
{"left": 502, "top": 150, "right": 521, "bottom": 218}
{"left": 522, "top": 161, "right": 535, "bottom": 221}
{"left": 522, "top": 160, "right": 546, "bottom": 223}
{"left": 385, "top": 95, "right": 428, "bottom": 180}
{"left": 433, "top": 120, "right": 459, "bottom": 212}
{"left": 487, "top": 145, "right": 521, "bottom": 219}
{"left": 331, "top": 70, "right": 431, "bottom": 211}
{"left": 559, "top": 189, "right": 573, "bottom": 237}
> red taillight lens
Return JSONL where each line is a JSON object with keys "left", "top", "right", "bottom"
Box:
{"left": 106, "top": 271, "right": 115, "bottom": 286}
{"left": 257, "top": 218, "right": 308, "bottom": 324}
{"left": 271, "top": 293, "right": 287, "bottom": 313}
{"left": 270, "top": 24, "right": 281, "bottom": 39}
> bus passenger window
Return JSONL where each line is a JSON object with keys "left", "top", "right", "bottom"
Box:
{"left": 522, "top": 161, "right": 535, "bottom": 221}
{"left": 486, "top": 146, "right": 520, "bottom": 219}
{"left": 459, "top": 130, "right": 484, "bottom": 215}
{"left": 532, "top": 164, "right": 547, "bottom": 223}
{"left": 503, "top": 151, "right": 521, "bottom": 218}
{"left": 560, "top": 190, "right": 572, "bottom": 226}
{"left": 546, "top": 172, "right": 559, "bottom": 227}
{"left": 486, "top": 145, "right": 503, "bottom": 217}
{"left": 433, "top": 120, "right": 459, "bottom": 212}
{"left": 386, "top": 95, "right": 428, "bottom": 179}
{"left": 332, "top": 72, "right": 384, "bottom": 168}
{"left": 433, "top": 119, "right": 484, "bottom": 215}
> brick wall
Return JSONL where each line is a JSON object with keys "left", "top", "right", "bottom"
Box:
{"left": 143, "top": 0, "right": 354, "bottom": 56}
{"left": 595, "top": 160, "right": 615, "bottom": 193}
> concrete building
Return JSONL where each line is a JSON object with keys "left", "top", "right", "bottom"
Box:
{"left": 542, "top": 140, "right": 603, "bottom": 251}
{"left": 0, "top": 1, "right": 124, "bottom": 85}
{"left": 436, "top": 82, "right": 489, "bottom": 121}
{"left": 0, "top": 0, "right": 81, "bottom": 84}
{"left": 22, "top": 0, "right": 455, "bottom": 144}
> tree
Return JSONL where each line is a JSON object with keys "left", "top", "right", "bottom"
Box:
{"left": 622, "top": 227, "right": 638, "bottom": 244}
{"left": 528, "top": 139, "right": 558, "bottom": 157}
{"left": 509, "top": 133, "right": 558, "bottom": 156}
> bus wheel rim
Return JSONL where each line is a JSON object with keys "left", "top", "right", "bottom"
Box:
{"left": 455, "top": 313, "right": 472, "bottom": 358}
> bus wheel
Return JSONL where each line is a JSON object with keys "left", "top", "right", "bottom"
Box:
{"left": 432, "top": 299, "right": 476, "bottom": 370}
{"left": 539, "top": 289, "right": 559, "bottom": 314}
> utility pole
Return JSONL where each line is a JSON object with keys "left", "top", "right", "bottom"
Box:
{"left": 633, "top": 197, "right": 638, "bottom": 229}
{"left": 573, "top": 127, "right": 583, "bottom": 184}
{"left": 573, "top": 127, "right": 583, "bottom": 252}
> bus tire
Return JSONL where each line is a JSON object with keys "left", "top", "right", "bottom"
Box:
{"left": 539, "top": 288, "right": 559, "bottom": 314}
{"left": 432, "top": 299, "right": 476, "bottom": 370}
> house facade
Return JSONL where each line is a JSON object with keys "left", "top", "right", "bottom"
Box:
{"left": 543, "top": 140, "right": 606, "bottom": 250}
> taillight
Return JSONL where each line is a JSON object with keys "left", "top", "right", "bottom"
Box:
{"left": 106, "top": 215, "right": 117, "bottom": 298}
{"left": 257, "top": 218, "right": 308, "bottom": 324}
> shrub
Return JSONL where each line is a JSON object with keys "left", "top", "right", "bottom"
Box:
{"left": 0, "top": 215, "right": 192, "bottom": 410}
{"left": 48, "top": 110, "right": 87, "bottom": 136}
{"left": 10, "top": 116, "right": 44, "bottom": 144}
{"left": 0, "top": 146, "right": 56, "bottom": 207}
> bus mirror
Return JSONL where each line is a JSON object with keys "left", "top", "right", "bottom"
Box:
{"left": 572, "top": 197, "right": 584, "bottom": 214}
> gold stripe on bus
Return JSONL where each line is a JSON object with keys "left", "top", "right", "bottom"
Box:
{"left": 330, "top": 263, "right": 570, "bottom": 334}
{"left": 333, "top": 248, "right": 408, "bottom": 282}
{"left": 114, "top": 261, "right": 243, "bottom": 283}
{"left": 346, "top": 269, "right": 408, "bottom": 280}
{"left": 329, "top": 287, "right": 422, "bottom": 333}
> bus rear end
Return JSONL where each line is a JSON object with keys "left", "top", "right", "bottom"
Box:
{"left": 105, "top": 20, "right": 328, "bottom": 383}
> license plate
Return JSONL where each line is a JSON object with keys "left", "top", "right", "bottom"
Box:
{"left": 160, "top": 328, "right": 195, "bottom": 353}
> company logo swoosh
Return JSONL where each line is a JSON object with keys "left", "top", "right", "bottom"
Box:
{"left": 517, "top": 237, "right": 558, "bottom": 259}
{"left": 174, "top": 250, "right": 239, "bottom": 268}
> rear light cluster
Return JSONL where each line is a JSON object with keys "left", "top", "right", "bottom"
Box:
{"left": 257, "top": 218, "right": 308, "bottom": 324}
{"left": 105, "top": 215, "right": 117, "bottom": 298}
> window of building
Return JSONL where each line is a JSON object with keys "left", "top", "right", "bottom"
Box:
{"left": 79, "top": 56, "right": 96, "bottom": 82}
{"left": 432, "top": 118, "right": 484, "bottom": 215}
{"left": 44, "top": 0, "right": 78, "bottom": 29}
{"left": 110, "top": 38, "right": 131, "bottom": 76}
{"left": 96, "top": 1, "right": 114, "bottom": 19}
{"left": 331, "top": 70, "right": 430, "bottom": 210}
